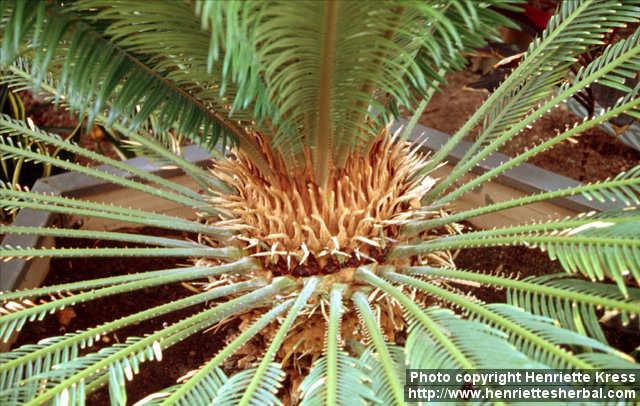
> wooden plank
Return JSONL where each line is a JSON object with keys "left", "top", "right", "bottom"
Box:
{"left": 78, "top": 174, "right": 200, "bottom": 231}
{"left": 1, "top": 147, "right": 212, "bottom": 292}
{"left": 401, "top": 122, "right": 625, "bottom": 214}
{"left": 431, "top": 164, "right": 576, "bottom": 229}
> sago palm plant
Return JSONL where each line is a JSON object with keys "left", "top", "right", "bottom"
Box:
{"left": 1, "top": 0, "right": 640, "bottom": 405}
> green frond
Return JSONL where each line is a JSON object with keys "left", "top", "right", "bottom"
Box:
{"left": 70, "top": 0, "right": 279, "bottom": 176}
{"left": 0, "top": 279, "right": 264, "bottom": 402}
{"left": 0, "top": 245, "right": 240, "bottom": 261}
{"left": 582, "top": 165, "right": 640, "bottom": 204}
{"left": 431, "top": 23, "right": 640, "bottom": 202}
{"left": 568, "top": 26, "right": 640, "bottom": 94}
{"left": 0, "top": 113, "right": 206, "bottom": 201}
{"left": 385, "top": 271, "right": 636, "bottom": 369}
{"left": 1, "top": 2, "right": 640, "bottom": 404}
{"left": 0, "top": 1, "right": 238, "bottom": 153}
{"left": 393, "top": 209, "right": 640, "bottom": 295}
{"left": 357, "top": 345, "right": 404, "bottom": 406}
{"left": 423, "top": 0, "right": 640, "bottom": 175}
{"left": 1, "top": 226, "right": 205, "bottom": 248}
{"left": 508, "top": 274, "right": 640, "bottom": 342}
{"left": 0, "top": 130, "right": 214, "bottom": 213}
{"left": 402, "top": 266, "right": 639, "bottom": 343}
{"left": 356, "top": 267, "right": 536, "bottom": 371}
{"left": 0, "top": 258, "right": 253, "bottom": 301}
{"left": 209, "top": 363, "right": 285, "bottom": 406}
{"left": 395, "top": 1, "right": 520, "bottom": 113}
{"left": 404, "top": 164, "right": 640, "bottom": 235}
{"left": 352, "top": 291, "right": 403, "bottom": 406}
{"left": 300, "top": 285, "right": 378, "bottom": 406}
{"left": 74, "top": 0, "right": 266, "bottom": 122}
{"left": 237, "top": 277, "right": 318, "bottom": 406}
{"left": 437, "top": 29, "right": 640, "bottom": 204}
{"left": 325, "top": 284, "right": 344, "bottom": 405}
{"left": 543, "top": 221, "right": 640, "bottom": 295}
{"left": 0, "top": 188, "right": 227, "bottom": 237}
{"left": 406, "top": 307, "right": 539, "bottom": 369}
{"left": 1, "top": 60, "right": 227, "bottom": 193}
{"left": 300, "top": 354, "right": 376, "bottom": 406}
{"left": 0, "top": 259, "right": 257, "bottom": 342}
{"left": 197, "top": 1, "right": 513, "bottom": 176}
{"left": 109, "top": 122, "right": 229, "bottom": 193}
{"left": 6, "top": 277, "right": 294, "bottom": 406}
{"left": 136, "top": 369, "right": 227, "bottom": 406}
{"left": 485, "top": 304, "right": 637, "bottom": 367}
{"left": 137, "top": 301, "right": 293, "bottom": 406}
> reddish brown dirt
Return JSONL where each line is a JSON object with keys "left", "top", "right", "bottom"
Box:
{"left": 419, "top": 70, "right": 640, "bottom": 182}
{"left": 19, "top": 91, "right": 123, "bottom": 164}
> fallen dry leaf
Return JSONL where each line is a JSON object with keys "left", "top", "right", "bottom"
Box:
{"left": 56, "top": 307, "right": 77, "bottom": 327}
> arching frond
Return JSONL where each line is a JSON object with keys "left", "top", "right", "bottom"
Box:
{"left": 543, "top": 220, "right": 640, "bottom": 295}
{"left": 1, "top": 226, "right": 205, "bottom": 248}
{"left": 403, "top": 164, "right": 640, "bottom": 235}
{"left": 1, "top": 60, "right": 226, "bottom": 192}
{"left": 401, "top": 266, "right": 640, "bottom": 343}
{"left": 389, "top": 1, "right": 520, "bottom": 125}
{"left": 352, "top": 291, "right": 403, "bottom": 406}
{"left": 358, "top": 345, "right": 404, "bottom": 406}
{"left": 0, "top": 187, "right": 227, "bottom": 236}
{"left": 74, "top": 0, "right": 268, "bottom": 125}
{"left": 356, "top": 267, "right": 537, "bottom": 370}
{"left": 430, "top": 23, "right": 640, "bottom": 201}
{"left": 300, "top": 286, "right": 378, "bottom": 406}
{"left": 0, "top": 245, "right": 240, "bottom": 262}
{"left": 1, "top": 278, "right": 294, "bottom": 406}
{"left": 0, "top": 259, "right": 257, "bottom": 341}
{"left": 392, "top": 209, "right": 640, "bottom": 295}
{"left": 0, "top": 113, "right": 206, "bottom": 201}
{"left": 0, "top": 279, "right": 264, "bottom": 400}
{"left": 437, "top": 35, "right": 640, "bottom": 205}
{"left": 385, "top": 271, "right": 637, "bottom": 369}
{"left": 209, "top": 363, "right": 285, "bottom": 406}
{"left": 485, "top": 304, "right": 637, "bottom": 366}
{"left": 507, "top": 274, "right": 640, "bottom": 342}
{"left": 424, "top": 0, "right": 640, "bottom": 176}
{"left": 406, "top": 307, "right": 540, "bottom": 370}
{"left": 0, "top": 132, "right": 213, "bottom": 213}
{"left": 0, "top": 1, "right": 238, "bottom": 152}
{"left": 136, "top": 301, "right": 294, "bottom": 406}
{"left": 197, "top": 1, "right": 515, "bottom": 179}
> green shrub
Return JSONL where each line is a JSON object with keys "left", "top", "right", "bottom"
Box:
{"left": 0, "top": 1, "right": 639, "bottom": 405}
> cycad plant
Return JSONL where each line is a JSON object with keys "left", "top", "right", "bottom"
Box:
{"left": 1, "top": 1, "right": 640, "bottom": 405}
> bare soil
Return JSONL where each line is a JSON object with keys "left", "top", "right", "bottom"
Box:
{"left": 420, "top": 70, "right": 640, "bottom": 182}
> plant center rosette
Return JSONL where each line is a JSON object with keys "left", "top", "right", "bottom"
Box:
{"left": 188, "top": 127, "right": 461, "bottom": 393}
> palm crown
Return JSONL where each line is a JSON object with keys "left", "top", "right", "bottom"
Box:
{"left": 1, "top": 1, "right": 640, "bottom": 405}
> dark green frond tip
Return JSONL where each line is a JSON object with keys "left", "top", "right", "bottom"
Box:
{"left": 0, "top": 1, "right": 239, "bottom": 153}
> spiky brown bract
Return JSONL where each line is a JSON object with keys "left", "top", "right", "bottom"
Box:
{"left": 2, "top": 1, "right": 640, "bottom": 406}
{"left": 210, "top": 128, "right": 443, "bottom": 272}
